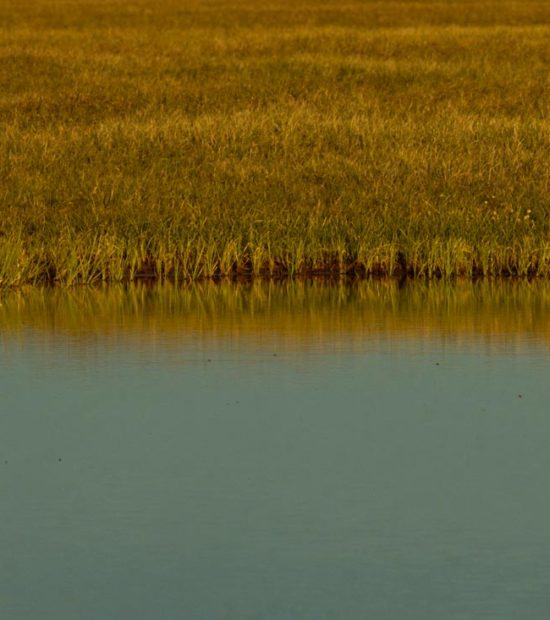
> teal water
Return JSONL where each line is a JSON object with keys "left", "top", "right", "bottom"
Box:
{"left": 1, "top": 283, "right": 550, "bottom": 619}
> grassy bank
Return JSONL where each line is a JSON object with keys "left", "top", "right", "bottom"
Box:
{"left": 1, "top": 0, "right": 550, "bottom": 286}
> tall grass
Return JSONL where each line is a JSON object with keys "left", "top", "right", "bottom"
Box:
{"left": 1, "top": 0, "right": 550, "bottom": 286}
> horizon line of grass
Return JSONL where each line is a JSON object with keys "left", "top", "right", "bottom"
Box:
{"left": 3, "top": 231, "right": 550, "bottom": 288}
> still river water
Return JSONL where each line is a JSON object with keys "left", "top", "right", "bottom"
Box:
{"left": 1, "top": 280, "right": 550, "bottom": 619}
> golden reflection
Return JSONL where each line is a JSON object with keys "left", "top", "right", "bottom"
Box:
{"left": 2, "top": 279, "right": 550, "bottom": 350}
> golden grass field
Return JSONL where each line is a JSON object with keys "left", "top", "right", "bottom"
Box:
{"left": 1, "top": 0, "right": 550, "bottom": 286}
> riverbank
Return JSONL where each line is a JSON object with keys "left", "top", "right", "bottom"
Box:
{"left": 2, "top": 0, "right": 549, "bottom": 286}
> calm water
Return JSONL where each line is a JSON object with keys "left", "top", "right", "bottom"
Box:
{"left": 1, "top": 281, "right": 550, "bottom": 619}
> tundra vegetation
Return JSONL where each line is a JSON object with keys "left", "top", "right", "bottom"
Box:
{"left": 1, "top": 0, "right": 550, "bottom": 286}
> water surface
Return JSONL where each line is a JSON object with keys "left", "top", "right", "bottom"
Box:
{"left": 1, "top": 281, "right": 550, "bottom": 619}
